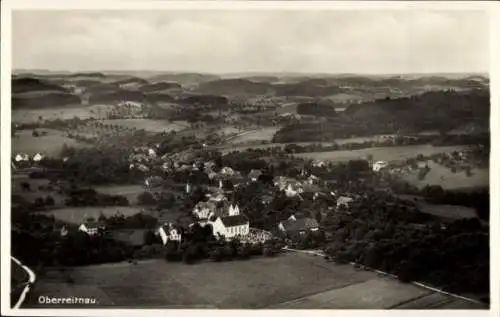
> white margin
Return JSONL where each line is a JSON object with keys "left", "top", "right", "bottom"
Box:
{"left": 1, "top": 1, "right": 499, "bottom": 317}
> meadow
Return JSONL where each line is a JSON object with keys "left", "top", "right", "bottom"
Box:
{"left": 12, "top": 129, "right": 89, "bottom": 157}
{"left": 228, "top": 127, "right": 280, "bottom": 144}
{"left": 294, "top": 145, "right": 468, "bottom": 163}
{"left": 12, "top": 104, "right": 116, "bottom": 124}
{"left": 23, "top": 253, "right": 485, "bottom": 309}
{"left": 99, "top": 119, "right": 188, "bottom": 133}
{"left": 93, "top": 185, "right": 145, "bottom": 205}
{"left": 400, "top": 161, "right": 489, "bottom": 190}
{"left": 416, "top": 202, "right": 478, "bottom": 221}
{"left": 38, "top": 206, "right": 142, "bottom": 224}
{"left": 12, "top": 175, "right": 67, "bottom": 207}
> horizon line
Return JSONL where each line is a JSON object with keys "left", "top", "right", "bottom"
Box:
{"left": 12, "top": 69, "right": 490, "bottom": 77}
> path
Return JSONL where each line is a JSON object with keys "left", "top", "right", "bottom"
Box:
{"left": 11, "top": 256, "right": 36, "bottom": 309}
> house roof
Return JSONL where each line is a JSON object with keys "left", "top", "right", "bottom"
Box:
{"left": 280, "top": 217, "right": 319, "bottom": 232}
{"left": 248, "top": 169, "right": 263, "bottom": 178}
{"left": 82, "top": 221, "right": 106, "bottom": 229}
{"left": 220, "top": 214, "right": 249, "bottom": 227}
{"left": 161, "top": 223, "right": 181, "bottom": 234}
{"left": 195, "top": 201, "right": 217, "bottom": 210}
{"left": 337, "top": 196, "right": 354, "bottom": 204}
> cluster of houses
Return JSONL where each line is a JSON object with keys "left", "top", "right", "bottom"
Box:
{"left": 12, "top": 152, "right": 45, "bottom": 169}
{"left": 273, "top": 175, "right": 321, "bottom": 198}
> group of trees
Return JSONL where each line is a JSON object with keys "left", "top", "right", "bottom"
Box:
{"left": 296, "top": 101, "right": 338, "bottom": 117}
{"left": 11, "top": 213, "right": 132, "bottom": 267}
{"left": 102, "top": 212, "right": 159, "bottom": 230}
{"left": 65, "top": 188, "right": 129, "bottom": 207}
{"left": 38, "top": 146, "right": 145, "bottom": 185}
{"left": 321, "top": 191, "right": 489, "bottom": 298}
{"left": 11, "top": 211, "right": 164, "bottom": 269}
{"left": 273, "top": 89, "right": 489, "bottom": 143}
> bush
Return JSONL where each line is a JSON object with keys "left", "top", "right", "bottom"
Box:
{"left": 137, "top": 192, "right": 156, "bottom": 205}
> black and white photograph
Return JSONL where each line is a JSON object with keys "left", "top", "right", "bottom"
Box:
{"left": 1, "top": 0, "right": 498, "bottom": 315}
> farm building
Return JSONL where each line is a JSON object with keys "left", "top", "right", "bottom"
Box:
{"left": 32, "top": 153, "right": 44, "bottom": 162}
{"left": 278, "top": 215, "right": 319, "bottom": 237}
{"left": 372, "top": 161, "right": 389, "bottom": 172}
{"left": 78, "top": 221, "right": 106, "bottom": 236}
{"left": 248, "top": 169, "right": 263, "bottom": 182}
{"left": 193, "top": 201, "right": 218, "bottom": 220}
{"left": 157, "top": 223, "right": 182, "bottom": 245}
{"left": 220, "top": 166, "right": 235, "bottom": 176}
{"left": 14, "top": 153, "right": 30, "bottom": 162}
{"left": 336, "top": 196, "right": 354, "bottom": 209}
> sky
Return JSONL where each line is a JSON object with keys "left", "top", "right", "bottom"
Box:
{"left": 12, "top": 9, "right": 490, "bottom": 74}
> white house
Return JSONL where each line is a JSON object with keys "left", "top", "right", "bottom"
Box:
{"left": 79, "top": 221, "right": 106, "bottom": 236}
{"left": 220, "top": 166, "right": 235, "bottom": 176}
{"left": 211, "top": 214, "right": 250, "bottom": 240}
{"left": 148, "top": 148, "right": 157, "bottom": 158}
{"left": 372, "top": 161, "right": 389, "bottom": 172}
{"left": 278, "top": 215, "right": 319, "bottom": 236}
{"left": 15, "top": 153, "right": 29, "bottom": 162}
{"left": 208, "top": 193, "right": 226, "bottom": 203}
{"left": 32, "top": 153, "right": 44, "bottom": 162}
{"left": 417, "top": 161, "right": 428, "bottom": 169}
{"left": 336, "top": 196, "right": 354, "bottom": 209}
{"left": 307, "top": 174, "right": 319, "bottom": 185}
{"left": 137, "top": 164, "right": 150, "bottom": 172}
{"left": 158, "top": 223, "right": 182, "bottom": 245}
{"left": 284, "top": 183, "right": 303, "bottom": 197}
{"left": 312, "top": 160, "right": 326, "bottom": 168}
{"left": 248, "top": 169, "right": 263, "bottom": 182}
{"left": 193, "top": 201, "right": 217, "bottom": 219}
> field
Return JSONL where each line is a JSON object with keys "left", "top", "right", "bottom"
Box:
{"left": 38, "top": 206, "right": 142, "bottom": 224}
{"left": 12, "top": 104, "right": 116, "bottom": 124}
{"left": 12, "top": 129, "right": 89, "bottom": 157}
{"left": 23, "top": 253, "right": 486, "bottom": 309}
{"left": 99, "top": 119, "right": 188, "bottom": 133}
{"left": 275, "top": 102, "right": 299, "bottom": 114}
{"left": 417, "top": 202, "right": 478, "bottom": 221}
{"left": 93, "top": 185, "right": 145, "bottom": 205}
{"left": 294, "top": 145, "right": 468, "bottom": 163}
{"left": 11, "top": 175, "right": 67, "bottom": 207}
{"left": 228, "top": 127, "right": 280, "bottom": 144}
{"left": 399, "top": 161, "right": 489, "bottom": 190}
{"left": 216, "top": 135, "right": 431, "bottom": 153}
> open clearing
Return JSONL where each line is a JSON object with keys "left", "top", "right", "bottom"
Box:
{"left": 294, "top": 145, "right": 468, "bottom": 163}
{"left": 99, "top": 119, "right": 188, "bottom": 133}
{"left": 23, "top": 253, "right": 486, "bottom": 309}
{"left": 12, "top": 129, "right": 89, "bottom": 157}
{"left": 93, "top": 185, "right": 145, "bottom": 205}
{"left": 11, "top": 175, "right": 67, "bottom": 207}
{"left": 38, "top": 206, "right": 142, "bottom": 224}
{"left": 12, "top": 105, "right": 116, "bottom": 124}
{"left": 228, "top": 127, "right": 280, "bottom": 144}
{"left": 216, "top": 135, "right": 439, "bottom": 153}
{"left": 417, "top": 202, "right": 478, "bottom": 221}
{"left": 400, "top": 161, "right": 489, "bottom": 190}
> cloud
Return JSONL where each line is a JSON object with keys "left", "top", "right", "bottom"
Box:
{"left": 12, "top": 9, "right": 489, "bottom": 74}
